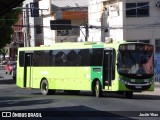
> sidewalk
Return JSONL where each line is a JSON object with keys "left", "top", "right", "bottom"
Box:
{"left": 140, "top": 82, "right": 160, "bottom": 96}
{"left": 154, "top": 82, "right": 160, "bottom": 88}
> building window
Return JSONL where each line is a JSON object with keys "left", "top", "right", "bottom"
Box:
{"left": 126, "top": 40, "right": 149, "bottom": 43}
{"left": 155, "top": 40, "right": 160, "bottom": 53}
{"left": 126, "top": 2, "right": 149, "bottom": 17}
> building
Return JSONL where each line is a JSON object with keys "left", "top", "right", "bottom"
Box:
{"left": 88, "top": 0, "right": 160, "bottom": 81}
{"left": 49, "top": 0, "right": 88, "bottom": 43}
{"left": 21, "top": 0, "right": 160, "bottom": 53}
{"left": 20, "top": 0, "right": 160, "bottom": 82}
{"left": 22, "top": 0, "right": 88, "bottom": 46}
{"left": 10, "top": 13, "right": 24, "bottom": 61}
{"left": 88, "top": 0, "right": 160, "bottom": 44}
{"left": 22, "top": 0, "right": 44, "bottom": 47}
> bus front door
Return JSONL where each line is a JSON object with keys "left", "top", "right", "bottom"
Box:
{"left": 24, "top": 53, "right": 33, "bottom": 88}
{"left": 103, "top": 50, "right": 113, "bottom": 89}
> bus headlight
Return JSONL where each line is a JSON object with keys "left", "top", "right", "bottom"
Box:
{"left": 131, "top": 79, "right": 135, "bottom": 82}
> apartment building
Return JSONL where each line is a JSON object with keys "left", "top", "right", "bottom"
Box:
{"left": 22, "top": 0, "right": 88, "bottom": 45}
{"left": 88, "top": 0, "right": 160, "bottom": 78}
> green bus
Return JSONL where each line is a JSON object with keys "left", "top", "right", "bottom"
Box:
{"left": 16, "top": 42, "right": 154, "bottom": 98}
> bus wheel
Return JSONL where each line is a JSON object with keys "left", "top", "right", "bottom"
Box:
{"left": 40, "top": 79, "right": 55, "bottom": 95}
{"left": 93, "top": 80, "right": 103, "bottom": 97}
{"left": 125, "top": 91, "right": 133, "bottom": 99}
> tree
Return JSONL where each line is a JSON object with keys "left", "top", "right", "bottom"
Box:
{"left": 0, "top": 7, "right": 21, "bottom": 49}
{"left": 0, "top": 48, "right": 8, "bottom": 60}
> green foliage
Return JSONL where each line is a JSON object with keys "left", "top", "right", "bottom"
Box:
{"left": 0, "top": 8, "right": 22, "bottom": 49}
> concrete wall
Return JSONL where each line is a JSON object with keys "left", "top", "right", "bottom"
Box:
{"left": 124, "top": 0, "right": 160, "bottom": 46}
{"left": 22, "top": 0, "right": 42, "bottom": 46}
{"left": 88, "top": 0, "right": 102, "bottom": 42}
{"left": 39, "top": 0, "right": 54, "bottom": 45}
{"left": 103, "top": 0, "right": 124, "bottom": 42}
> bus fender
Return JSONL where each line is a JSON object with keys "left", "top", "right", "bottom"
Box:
{"left": 91, "top": 78, "right": 100, "bottom": 90}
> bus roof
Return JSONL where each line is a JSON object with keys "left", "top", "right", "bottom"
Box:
{"left": 18, "top": 42, "right": 122, "bottom": 51}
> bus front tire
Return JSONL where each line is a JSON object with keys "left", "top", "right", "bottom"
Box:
{"left": 125, "top": 91, "right": 133, "bottom": 99}
{"left": 40, "top": 79, "right": 55, "bottom": 95}
{"left": 92, "top": 80, "right": 103, "bottom": 97}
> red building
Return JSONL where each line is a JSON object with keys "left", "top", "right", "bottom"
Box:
{"left": 10, "top": 13, "right": 24, "bottom": 61}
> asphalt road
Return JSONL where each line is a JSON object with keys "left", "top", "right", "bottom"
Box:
{"left": 0, "top": 67, "right": 160, "bottom": 120}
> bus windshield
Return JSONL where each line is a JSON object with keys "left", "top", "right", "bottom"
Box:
{"left": 117, "top": 50, "right": 153, "bottom": 76}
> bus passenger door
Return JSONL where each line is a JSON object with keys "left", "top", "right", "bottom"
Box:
{"left": 24, "top": 53, "right": 33, "bottom": 88}
{"left": 103, "top": 49, "right": 114, "bottom": 89}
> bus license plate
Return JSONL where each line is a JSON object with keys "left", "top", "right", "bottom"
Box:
{"left": 135, "top": 86, "right": 142, "bottom": 88}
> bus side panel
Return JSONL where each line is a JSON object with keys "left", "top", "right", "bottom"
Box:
{"left": 65, "top": 67, "right": 77, "bottom": 90}
{"left": 149, "top": 83, "right": 154, "bottom": 91}
{"left": 76, "top": 67, "right": 91, "bottom": 90}
{"left": 91, "top": 66, "right": 103, "bottom": 87}
{"left": 31, "top": 67, "right": 58, "bottom": 89}
{"left": 51, "top": 67, "right": 66, "bottom": 89}
{"left": 52, "top": 67, "right": 76, "bottom": 90}
{"left": 16, "top": 67, "right": 24, "bottom": 88}
{"left": 31, "top": 67, "right": 45, "bottom": 89}
{"left": 31, "top": 67, "right": 91, "bottom": 90}
{"left": 49, "top": 67, "right": 91, "bottom": 90}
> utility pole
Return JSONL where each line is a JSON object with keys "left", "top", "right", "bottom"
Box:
{"left": 40, "top": 9, "right": 44, "bottom": 45}
{"left": 26, "top": 4, "right": 31, "bottom": 47}
{"left": 85, "top": 23, "right": 88, "bottom": 41}
{"left": 14, "top": 4, "right": 47, "bottom": 47}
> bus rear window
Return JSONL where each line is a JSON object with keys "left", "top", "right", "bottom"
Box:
{"left": 19, "top": 51, "right": 25, "bottom": 67}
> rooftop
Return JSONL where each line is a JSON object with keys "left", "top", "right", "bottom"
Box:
{"left": 51, "top": 0, "right": 88, "bottom": 11}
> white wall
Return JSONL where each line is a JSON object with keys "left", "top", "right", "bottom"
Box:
{"left": 22, "top": 0, "right": 35, "bottom": 47}
{"left": 39, "top": 0, "right": 54, "bottom": 45}
{"left": 43, "top": 16, "right": 55, "bottom": 45}
{"left": 22, "top": 0, "right": 53, "bottom": 46}
{"left": 89, "top": 0, "right": 160, "bottom": 45}
{"left": 88, "top": 0, "right": 102, "bottom": 42}
{"left": 103, "top": 0, "right": 124, "bottom": 42}
{"left": 124, "top": 0, "right": 160, "bottom": 46}
{"left": 88, "top": 0, "right": 124, "bottom": 42}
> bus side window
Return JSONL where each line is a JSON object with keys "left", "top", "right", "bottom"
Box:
{"left": 33, "top": 51, "right": 44, "bottom": 66}
{"left": 51, "top": 50, "right": 55, "bottom": 66}
{"left": 78, "top": 49, "right": 90, "bottom": 66}
{"left": 112, "top": 49, "right": 116, "bottom": 80}
{"left": 91, "top": 48, "right": 103, "bottom": 66}
{"left": 66, "top": 50, "right": 77, "bottom": 66}
{"left": 44, "top": 50, "right": 51, "bottom": 66}
{"left": 55, "top": 51, "right": 67, "bottom": 66}
{"left": 19, "top": 51, "right": 25, "bottom": 67}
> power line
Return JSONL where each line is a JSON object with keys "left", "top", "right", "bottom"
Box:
{"left": 0, "top": 1, "right": 159, "bottom": 21}
{"left": 2, "top": 1, "right": 160, "bottom": 31}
